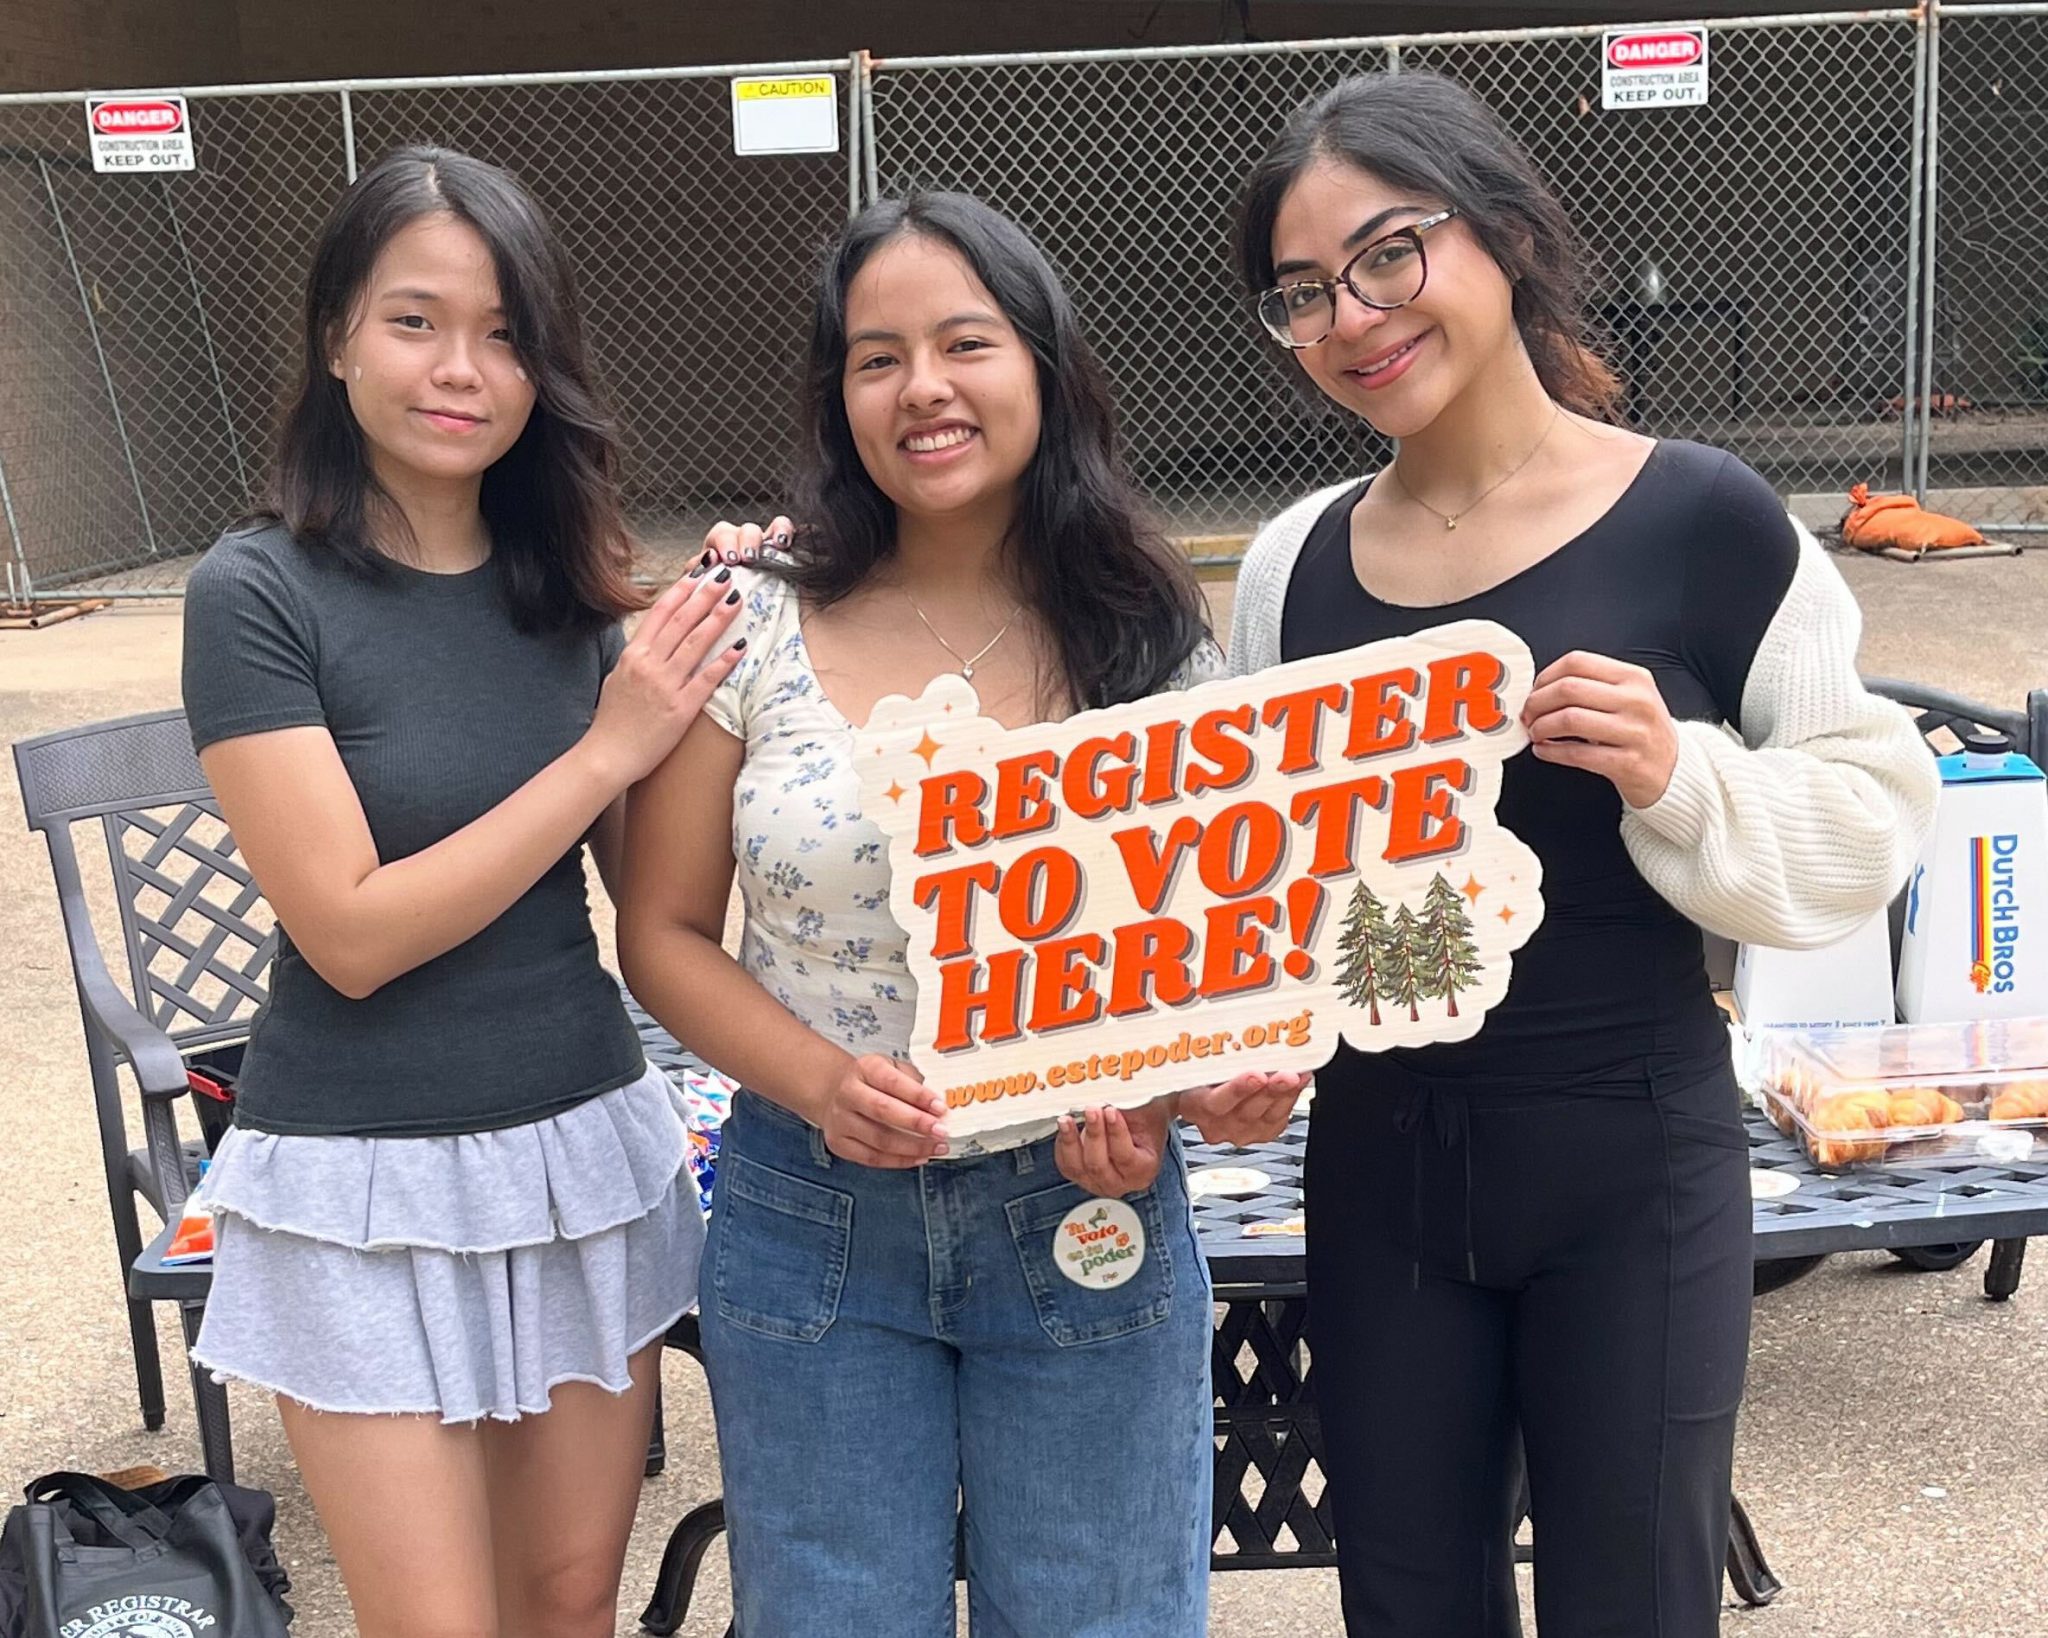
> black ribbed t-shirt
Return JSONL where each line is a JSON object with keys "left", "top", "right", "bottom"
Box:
{"left": 181, "top": 522, "right": 642, "bottom": 1136}
{"left": 1280, "top": 440, "right": 1799, "bottom": 1090}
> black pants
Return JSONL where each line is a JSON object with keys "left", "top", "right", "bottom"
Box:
{"left": 1304, "top": 1058, "right": 1754, "bottom": 1637}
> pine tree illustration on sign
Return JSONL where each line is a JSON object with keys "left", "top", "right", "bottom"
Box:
{"left": 1383, "top": 902, "right": 1427, "bottom": 1023}
{"left": 1418, "top": 872, "right": 1485, "bottom": 1017}
{"left": 1335, "top": 881, "right": 1394, "bottom": 1024}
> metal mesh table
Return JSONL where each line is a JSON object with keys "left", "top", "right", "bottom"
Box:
{"left": 1182, "top": 1108, "right": 2048, "bottom": 1583}
{"left": 627, "top": 1001, "right": 2048, "bottom": 1606}
{"left": 1190, "top": 1111, "right": 2048, "bottom": 1277}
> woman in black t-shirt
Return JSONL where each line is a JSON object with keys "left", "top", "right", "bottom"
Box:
{"left": 1226, "top": 74, "right": 1936, "bottom": 1635}
{"left": 181, "top": 149, "right": 739, "bottom": 1638}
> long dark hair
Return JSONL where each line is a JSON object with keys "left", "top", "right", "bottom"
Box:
{"left": 262, "top": 146, "right": 639, "bottom": 629}
{"left": 774, "top": 192, "right": 1209, "bottom": 712}
{"left": 1237, "top": 72, "right": 1621, "bottom": 420}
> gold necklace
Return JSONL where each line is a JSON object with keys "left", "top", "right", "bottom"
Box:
{"left": 903, "top": 588, "right": 1024, "bottom": 682}
{"left": 1389, "top": 404, "right": 1564, "bottom": 531}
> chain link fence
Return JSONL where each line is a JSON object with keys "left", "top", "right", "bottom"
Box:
{"left": 867, "top": 42, "right": 1399, "bottom": 547}
{"left": 1400, "top": 17, "right": 1927, "bottom": 521}
{"left": 868, "top": 14, "right": 1931, "bottom": 543}
{"left": 1922, "top": 6, "right": 2048, "bottom": 530}
{"left": 0, "top": 92, "right": 346, "bottom": 596}
{"left": 0, "top": 63, "right": 859, "bottom": 598}
{"left": 2, "top": 10, "right": 2045, "bottom": 599}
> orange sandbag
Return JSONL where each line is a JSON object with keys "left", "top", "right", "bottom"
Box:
{"left": 1841, "top": 483, "right": 1986, "bottom": 551}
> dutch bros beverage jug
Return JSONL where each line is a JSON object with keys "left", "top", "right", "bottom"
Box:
{"left": 1896, "top": 730, "right": 2048, "bottom": 1022}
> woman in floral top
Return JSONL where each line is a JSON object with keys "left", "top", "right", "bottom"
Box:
{"left": 619, "top": 193, "right": 1302, "bottom": 1636}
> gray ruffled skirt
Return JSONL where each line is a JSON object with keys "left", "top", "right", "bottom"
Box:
{"left": 190, "top": 1061, "right": 703, "bottom": 1424}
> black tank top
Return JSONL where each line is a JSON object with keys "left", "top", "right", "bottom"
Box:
{"left": 1279, "top": 439, "right": 1799, "bottom": 1090}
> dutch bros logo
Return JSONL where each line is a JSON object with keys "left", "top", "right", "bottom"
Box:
{"left": 1968, "top": 833, "right": 2023, "bottom": 994}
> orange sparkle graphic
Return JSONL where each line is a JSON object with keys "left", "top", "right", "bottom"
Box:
{"left": 1461, "top": 875, "right": 1484, "bottom": 906}
{"left": 913, "top": 731, "right": 942, "bottom": 767}
{"left": 885, "top": 781, "right": 907, "bottom": 804}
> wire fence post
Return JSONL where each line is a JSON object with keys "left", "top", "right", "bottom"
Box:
{"left": 1919, "top": 0, "right": 1944, "bottom": 502}
{"left": 848, "top": 52, "right": 865, "bottom": 218}
{"left": 860, "top": 51, "right": 878, "bottom": 206}
{"left": 1902, "top": 2, "right": 1931, "bottom": 499}
{"left": 339, "top": 87, "right": 358, "bottom": 183}
{"left": 0, "top": 450, "right": 32, "bottom": 605}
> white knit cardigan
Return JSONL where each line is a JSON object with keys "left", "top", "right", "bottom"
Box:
{"left": 1227, "top": 480, "right": 1941, "bottom": 951}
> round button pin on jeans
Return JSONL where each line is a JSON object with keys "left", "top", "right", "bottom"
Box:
{"left": 1054, "top": 1197, "right": 1147, "bottom": 1290}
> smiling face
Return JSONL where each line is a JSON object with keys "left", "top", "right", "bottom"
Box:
{"left": 326, "top": 212, "right": 536, "bottom": 501}
{"left": 1269, "top": 156, "right": 1519, "bottom": 439}
{"left": 839, "top": 232, "right": 1043, "bottom": 532}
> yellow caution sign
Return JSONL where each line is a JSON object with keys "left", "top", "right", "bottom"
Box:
{"left": 734, "top": 78, "right": 836, "bottom": 102}
{"left": 731, "top": 76, "right": 840, "bottom": 155}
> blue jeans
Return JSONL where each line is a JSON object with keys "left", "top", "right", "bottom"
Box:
{"left": 700, "top": 1089, "right": 1214, "bottom": 1637}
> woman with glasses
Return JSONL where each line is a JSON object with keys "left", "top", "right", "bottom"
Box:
{"left": 1228, "top": 73, "right": 1936, "bottom": 1635}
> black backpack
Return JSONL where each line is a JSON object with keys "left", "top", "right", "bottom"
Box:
{"left": 0, "top": 1471, "right": 292, "bottom": 1638}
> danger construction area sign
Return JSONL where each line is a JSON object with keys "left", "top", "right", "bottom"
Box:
{"left": 1600, "top": 28, "right": 1711, "bottom": 110}
{"left": 85, "top": 93, "right": 197, "bottom": 172}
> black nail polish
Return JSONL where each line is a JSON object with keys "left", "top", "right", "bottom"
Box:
{"left": 715, "top": 567, "right": 732, "bottom": 583}
{"left": 699, "top": 548, "right": 714, "bottom": 566}
{"left": 725, "top": 589, "right": 740, "bottom": 605}
{"left": 732, "top": 637, "right": 748, "bottom": 651}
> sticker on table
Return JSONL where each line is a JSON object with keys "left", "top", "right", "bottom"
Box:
{"left": 1055, "top": 1198, "right": 1146, "bottom": 1289}
{"left": 1245, "top": 1215, "right": 1307, "bottom": 1237}
{"left": 1188, "top": 1165, "right": 1272, "bottom": 1199}
{"left": 1750, "top": 1169, "right": 1800, "bottom": 1200}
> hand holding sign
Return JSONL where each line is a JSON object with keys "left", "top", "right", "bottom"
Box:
{"left": 854, "top": 619, "right": 1547, "bottom": 1137}
{"left": 1054, "top": 1102, "right": 1170, "bottom": 1196}
{"left": 1180, "top": 1071, "right": 1313, "bottom": 1147}
{"left": 809, "top": 1052, "right": 951, "bottom": 1168}
{"left": 1523, "top": 650, "right": 1680, "bottom": 809}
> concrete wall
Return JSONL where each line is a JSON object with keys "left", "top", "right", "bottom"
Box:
{"left": 0, "top": 0, "right": 234, "bottom": 96}
{"left": 6, "top": 0, "right": 1906, "bottom": 94}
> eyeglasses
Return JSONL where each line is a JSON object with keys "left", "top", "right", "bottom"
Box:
{"left": 1255, "top": 208, "right": 1460, "bottom": 350}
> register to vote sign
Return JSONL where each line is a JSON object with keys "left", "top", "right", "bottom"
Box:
{"left": 854, "top": 622, "right": 1547, "bottom": 1136}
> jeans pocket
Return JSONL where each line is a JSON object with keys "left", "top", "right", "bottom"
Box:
{"left": 711, "top": 1151, "right": 853, "bottom": 1344}
{"left": 1005, "top": 1179, "right": 1176, "bottom": 1348}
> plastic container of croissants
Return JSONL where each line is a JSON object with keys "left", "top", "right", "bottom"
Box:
{"left": 1758, "top": 1018, "right": 2048, "bottom": 1169}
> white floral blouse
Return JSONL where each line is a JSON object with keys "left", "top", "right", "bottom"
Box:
{"left": 704, "top": 568, "right": 1225, "bottom": 1151}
